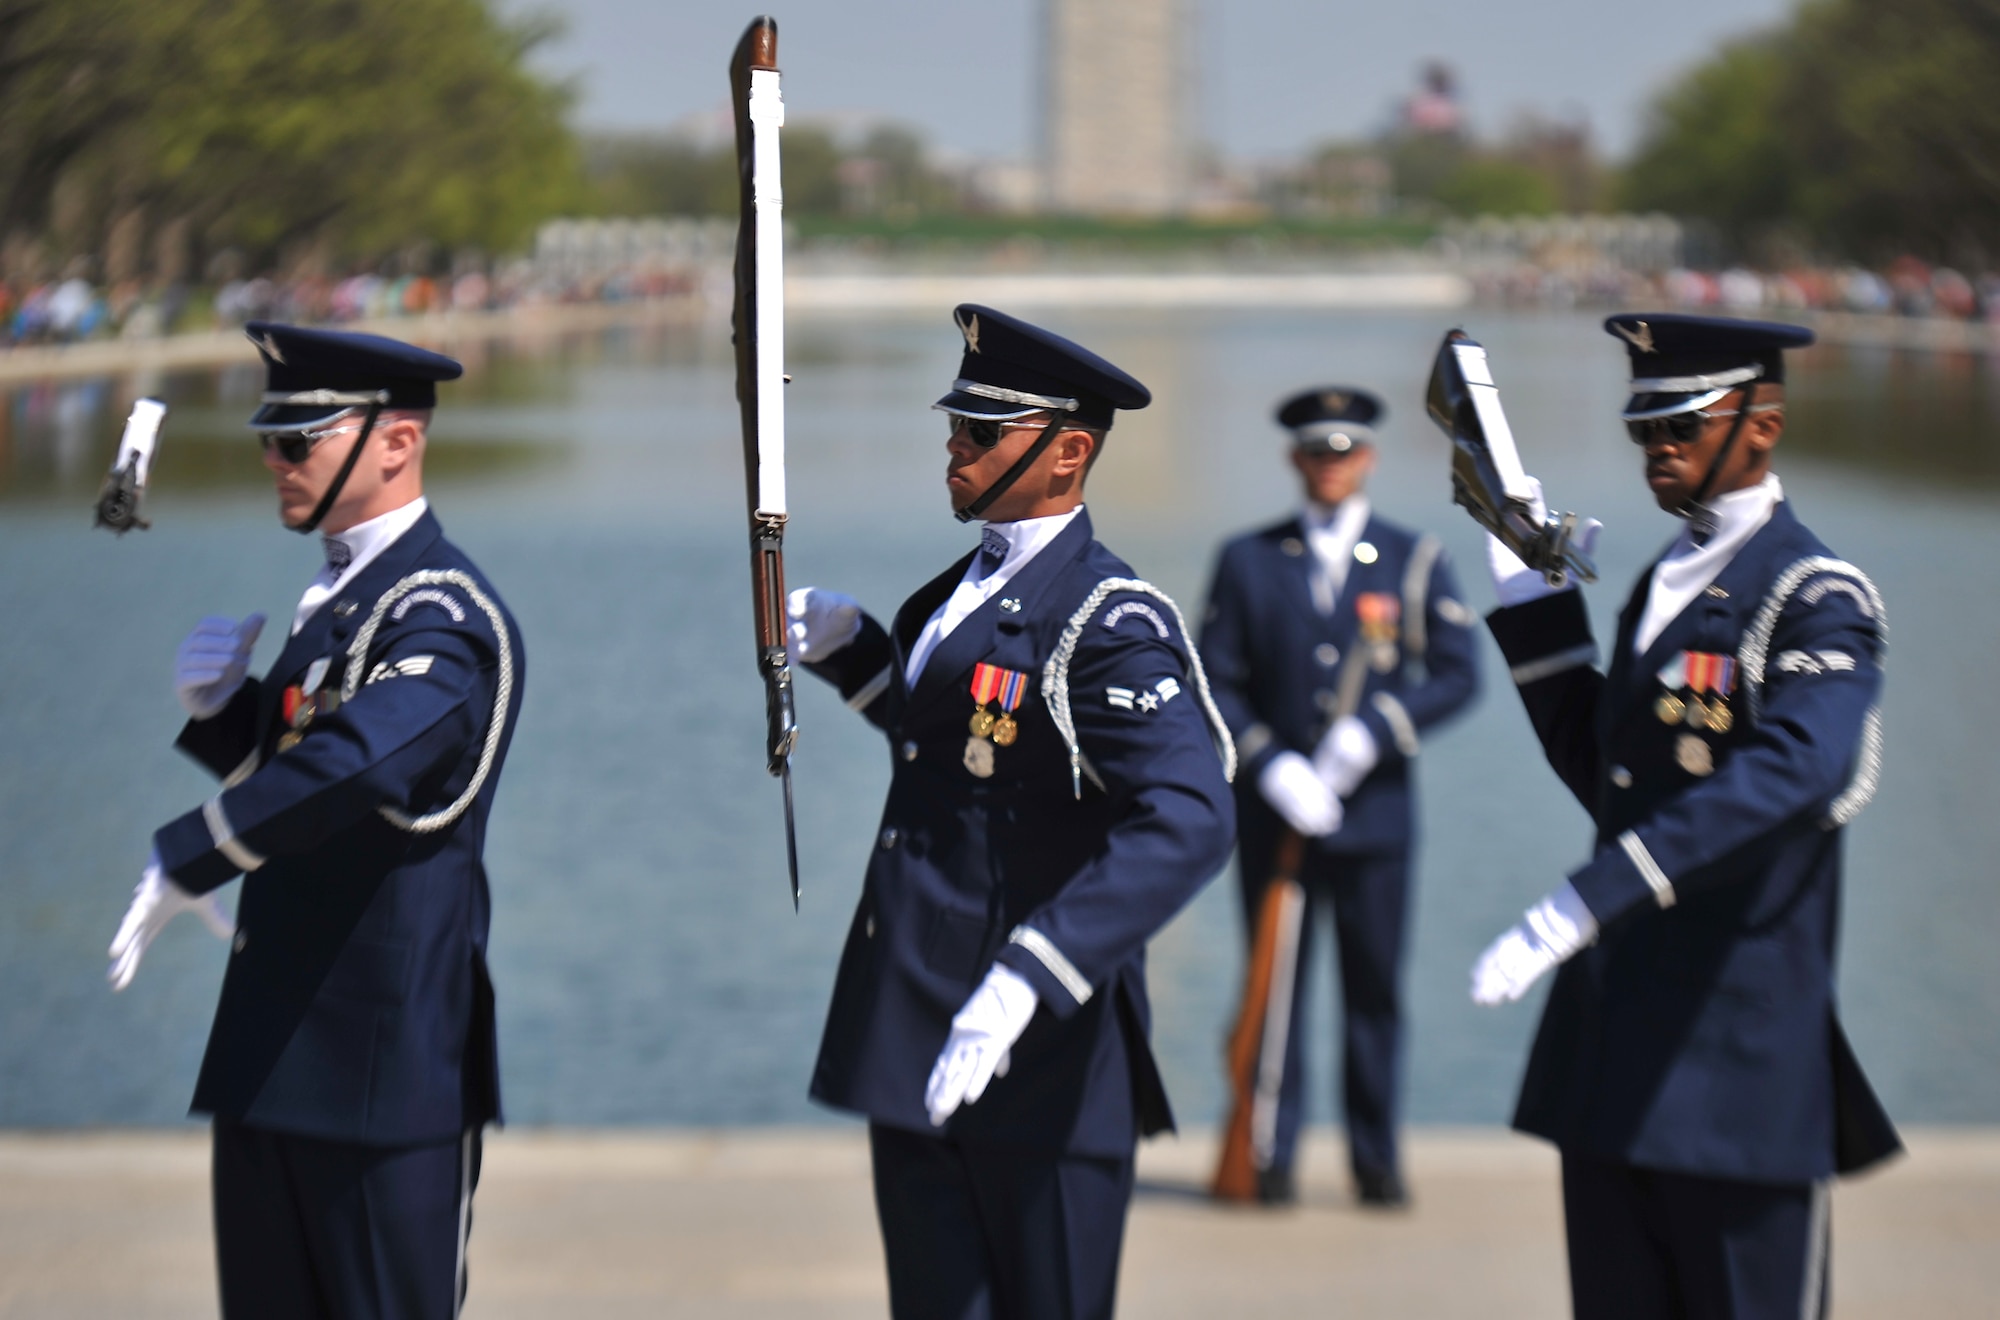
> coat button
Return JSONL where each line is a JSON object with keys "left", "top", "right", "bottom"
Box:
{"left": 1280, "top": 537, "right": 1304, "bottom": 557}
{"left": 1354, "top": 541, "right": 1378, "bottom": 564}
{"left": 865, "top": 916, "right": 876, "bottom": 939}
{"left": 1610, "top": 766, "right": 1633, "bottom": 788}
{"left": 879, "top": 827, "right": 899, "bottom": 850}
{"left": 232, "top": 930, "right": 248, "bottom": 954}
{"left": 901, "top": 741, "right": 919, "bottom": 761}
{"left": 1315, "top": 643, "right": 1340, "bottom": 666}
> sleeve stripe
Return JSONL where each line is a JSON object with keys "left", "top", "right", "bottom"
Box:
{"left": 1619, "top": 830, "right": 1675, "bottom": 909}
{"left": 1008, "top": 926, "right": 1093, "bottom": 1005}
{"left": 1510, "top": 643, "right": 1597, "bottom": 687}
{"left": 1371, "top": 691, "right": 1421, "bottom": 757}
{"left": 203, "top": 797, "right": 266, "bottom": 873}
{"left": 847, "top": 665, "right": 892, "bottom": 712}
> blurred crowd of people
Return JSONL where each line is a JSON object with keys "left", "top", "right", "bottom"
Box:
{"left": 0, "top": 262, "right": 702, "bottom": 349}
{"left": 1467, "top": 255, "right": 2000, "bottom": 320}
{"left": 8, "top": 237, "right": 2000, "bottom": 351}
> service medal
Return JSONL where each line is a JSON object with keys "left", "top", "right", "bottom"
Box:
{"left": 1356, "top": 592, "right": 1402, "bottom": 646}
{"left": 1655, "top": 691, "right": 1685, "bottom": 724}
{"left": 277, "top": 729, "right": 304, "bottom": 753}
{"left": 1675, "top": 733, "right": 1714, "bottom": 776}
{"left": 966, "top": 662, "right": 1028, "bottom": 756}
{"left": 1681, "top": 651, "right": 1738, "bottom": 736}
{"left": 963, "top": 735, "right": 996, "bottom": 778}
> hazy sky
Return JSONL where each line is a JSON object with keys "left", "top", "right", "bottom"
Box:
{"left": 521, "top": 0, "right": 1795, "bottom": 161}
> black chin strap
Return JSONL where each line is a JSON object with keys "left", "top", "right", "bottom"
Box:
{"left": 292, "top": 401, "right": 383, "bottom": 536}
{"left": 1678, "top": 389, "right": 1754, "bottom": 547}
{"left": 954, "top": 412, "right": 1071, "bottom": 525}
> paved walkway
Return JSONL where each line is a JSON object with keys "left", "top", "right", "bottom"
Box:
{"left": 1, "top": 1127, "right": 1993, "bottom": 1318}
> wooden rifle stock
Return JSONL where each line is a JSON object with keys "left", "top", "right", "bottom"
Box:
{"left": 1212, "top": 832, "right": 1307, "bottom": 1202}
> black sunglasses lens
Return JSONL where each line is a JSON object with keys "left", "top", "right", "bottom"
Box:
{"left": 1626, "top": 414, "right": 1705, "bottom": 446}
{"left": 262, "top": 433, "right": 314, "bottom": 463}
{"left": 952, "top": 417, "right": 1002, "bottom": 447}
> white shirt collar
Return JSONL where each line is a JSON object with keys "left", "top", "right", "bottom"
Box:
{"left": 1633, "top": 474, "right": 1782, "bottom": 655}
{"left": 902, "top": 505, "right": 1084, "bottom": 685}
{"left": 979, "top": 505, "right": 1084, "bottom": 580}
{"left": 292, "top": 497, "right": 429, "bottom": 635}
{"left": 1301, "top": 495, "right": 1371, "bottom": 611}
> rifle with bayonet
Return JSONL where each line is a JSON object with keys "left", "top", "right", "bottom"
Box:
{"left": 1425, "top": 329, "right": 1597, "bottom": 587}
{"left": 730, "top": 14, "right": 800, "bottom": 909}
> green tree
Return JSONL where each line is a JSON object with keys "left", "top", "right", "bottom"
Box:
{"left": 4, "top": 0, "right": 580, "bottom": 276}
{"left": 1619, "top": 37, "right": 1798, "bottom": 249}
{"left": 1621, "top": 0, "right": 2000, "bottom": 264}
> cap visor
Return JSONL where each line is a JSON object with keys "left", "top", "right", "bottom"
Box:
{"left": 249, "top": 403, "right": 356, "bottom": 431}
{"left": 931, "top": 391, "right": 1048, "bottom": 421}
{"left": 1621, "top": 388, "right": 1731, "bottom": 422}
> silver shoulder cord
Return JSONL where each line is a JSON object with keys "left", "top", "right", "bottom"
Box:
{"left": 341, "top": 569, "right": 517, "bottom": 833}
{"left": 1736, "top": 556, "right": 1886, "bottom": 829}
{"left": 1041, "top": 577, "right": 1238, "bottom": 801}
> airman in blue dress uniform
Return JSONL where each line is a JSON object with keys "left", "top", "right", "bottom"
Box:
{"left": 1467, "top": 314, "right": 1900, "bottom": 1318}
{"left": 1201, "top": 388, "right": 1481, "bottom": 1205}
{"left": 787, "top": 304, "right": 1236, "bottom": 1319}
{"left": 107, "top": 323, "right": 524, "bottom": 1319}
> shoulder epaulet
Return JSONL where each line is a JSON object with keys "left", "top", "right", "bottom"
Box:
{"left": 1737, "top": 555, "right": 1885, "bottom": 829}
{"left": 341, "top": 569, "right": 515, "bottom": 834}
{"left": 1041, "top": 577, "right": 1236, "bottom": 799}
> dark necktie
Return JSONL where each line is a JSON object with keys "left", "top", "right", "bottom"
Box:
{"left": 323, "top": 537, "right": 353, "bottom": 579}
{"left": 975, "top": 527, "right": 1009, "bottom": 579}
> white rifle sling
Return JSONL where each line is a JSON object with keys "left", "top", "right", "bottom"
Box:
{"left": 343, "top": 570, "right": 515, "bottom": 834}
{"left": 749, "top": 65, "right": 786, "bottom": 520}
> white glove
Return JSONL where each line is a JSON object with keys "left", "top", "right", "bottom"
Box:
{"left": 1470, "top": 882, "right": 1599, "bottom": 1005}
{"left": 1313, "top": 716, "right": 1380, "bottom": 799}
{"left": 175, "top": 613, "right": 266, "bottom": 719}
{"left": 786, "top": 587, "right": 862, "bottom": 664}
{"left": 1258, "top": 750, "right": 1342, "bottom": 837}
{"left": 925, "top": 964, "right": 1040, "bottom": 1126}
{"left": 1487, "top": 478, "right": 1603, "bottom": 608}
{"left": 107, "top": 852, "right": 235, "bottom": 992}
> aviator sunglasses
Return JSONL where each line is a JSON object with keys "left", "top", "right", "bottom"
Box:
{"left": 949, "top": 415, "right": 1044, "bottom": 449}
{"left": 259, "top": 418, "right": 367, "bottom": 464}
{"left": 1625, "top": 402, "right": 1781, "bottom": 446}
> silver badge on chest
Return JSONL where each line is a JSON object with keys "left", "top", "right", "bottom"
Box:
{"left": 963, "top": 735, "right": 996, "bottom": 779}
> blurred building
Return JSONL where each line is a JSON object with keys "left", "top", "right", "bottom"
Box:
{"left": 1042, "top": 0, "right": 1191, "bottom": 215}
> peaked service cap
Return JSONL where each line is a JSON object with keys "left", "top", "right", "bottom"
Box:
{"left": 1275, "top": 386, "right": 1384, "bottom": 453}
{"left": 932, "top": 304, "right": 1151, "bottom": 430}
{"left": 244, "top": 321, "right": 464, "bottom": 431}
{"left": 1604, "top": 312, "right": 1814, "bottom": 421}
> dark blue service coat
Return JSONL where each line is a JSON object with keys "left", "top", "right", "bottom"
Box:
{"left": 1487, "top": 500, "right": 1899, "bottom": 1185}
{"left": 153, "top": 510, "right": 524, "bottom": 1148}
{"left": 803, "top": 510, "right": 1236, "bottom": 1158}
{"left": 1201, "top": 512, "right": 1481, "bottom": 866}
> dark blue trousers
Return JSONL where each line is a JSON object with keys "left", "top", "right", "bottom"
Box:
{"left": 1239, "top": 849, "right": 1411, "bottom": 1179}
{"left": 868, "top": 1122, "right": 1135, "bottom": 1320}
{"left": 1562, "top": 1153, "right": 1830, "bottom": 1320}
{"left": 212, "top": 1118, "right": 480, "bottom": 1320}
